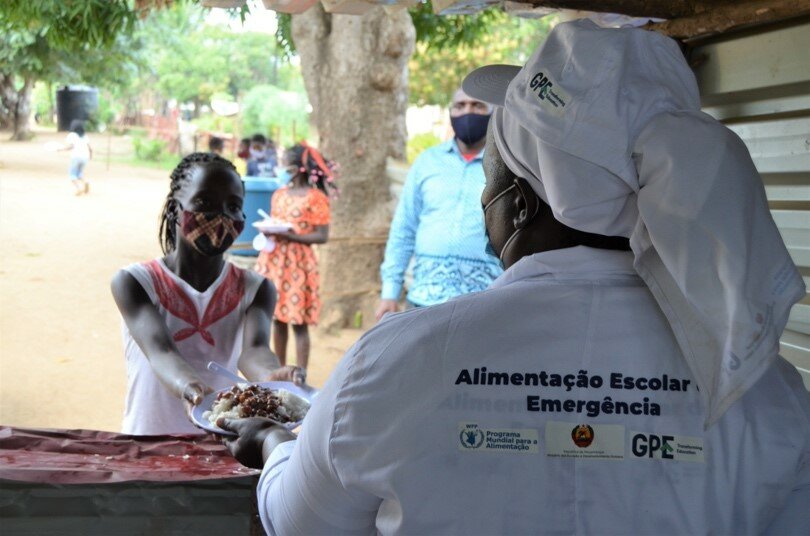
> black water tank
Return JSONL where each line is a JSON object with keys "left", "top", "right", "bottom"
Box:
{"left": 56, "top": 86, "right": 99, "bottom": 131}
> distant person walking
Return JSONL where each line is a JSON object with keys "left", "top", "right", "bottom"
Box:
{"left": 59, "top": 120, "right": 92, "bottom": 196}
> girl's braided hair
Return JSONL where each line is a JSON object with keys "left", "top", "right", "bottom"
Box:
{"left": 158, "top": 152, "right": 239, "bottom": 254}
{"left": 286, "top": 142, "right": 339, "bottom": 197}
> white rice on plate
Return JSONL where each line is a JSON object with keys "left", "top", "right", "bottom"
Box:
{"left": 202, "top": 384, "right": 310, "bottom": 426}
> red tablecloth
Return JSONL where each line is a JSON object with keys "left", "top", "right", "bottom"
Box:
{"left": 0, "top": 426, "right": 258, "bottom": 484}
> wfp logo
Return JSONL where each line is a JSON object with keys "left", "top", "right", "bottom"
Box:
{"left": 460, "top": 428, "right": 484, "bottom": 449}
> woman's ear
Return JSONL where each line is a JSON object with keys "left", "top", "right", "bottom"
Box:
{"left": 512, "top": 177, "right": 540, "bottom": 230}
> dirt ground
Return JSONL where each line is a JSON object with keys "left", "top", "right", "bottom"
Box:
{"left": 0, "top": 129, "right": 362, "bottom": 432}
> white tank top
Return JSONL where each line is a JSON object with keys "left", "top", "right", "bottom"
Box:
{"left": 120, "top": 259, "right": 263, "bottom": 435}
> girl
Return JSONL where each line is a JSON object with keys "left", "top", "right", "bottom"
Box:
{"left": 59, "top": 120, "right": 92, "bottom": 195}
{"left": 255, "top": 143, "right": 337, "bottom": 382}
{"left": 111, "top": 152, "right": 302, "bottom": 436}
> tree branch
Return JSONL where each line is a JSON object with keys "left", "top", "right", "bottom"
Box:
{"left": 645, "top": 0, "right": 810, "bottom": 40}
{"left": 519, "top": 0, "right": 726, "bottom": 19}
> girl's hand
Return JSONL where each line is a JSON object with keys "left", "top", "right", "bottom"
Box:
{"left": 273, "top": 230, "right": 296, "bottom": 241}
{"left": 182, "top": 379, "right": 211, "bottom": 405}
{"left": 180, "top": 379, "right": 213, "bottom": 421}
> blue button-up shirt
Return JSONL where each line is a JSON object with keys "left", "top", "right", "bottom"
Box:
{"left": 380, "top": 140, "right": 502, "bottom": 306}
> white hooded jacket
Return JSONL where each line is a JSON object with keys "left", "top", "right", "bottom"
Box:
{"left": 257, "top": 246, "right": 809, "bottom": 535}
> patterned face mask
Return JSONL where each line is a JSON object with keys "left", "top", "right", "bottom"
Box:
{"left": 180, "top": 210, "right": 245, "bottom": 256}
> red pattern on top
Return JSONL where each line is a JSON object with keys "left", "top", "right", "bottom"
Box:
{"left": 145, "top": 260, "right": 244, "bottom": 346}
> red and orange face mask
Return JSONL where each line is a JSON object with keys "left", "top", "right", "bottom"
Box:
{"left": 180, "top": 210, "right": 244, "bottom": 256}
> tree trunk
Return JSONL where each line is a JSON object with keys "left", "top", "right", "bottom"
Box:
{"left": 2, "top": 75, "right": 36, "bottom": 141}
{"left": 292, "top": 4, "right": 415, "bottom": 330}
{"left": 0, "top": 73, "right": 17, "bottom": 132}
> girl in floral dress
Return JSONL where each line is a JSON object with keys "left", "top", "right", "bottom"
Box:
{"left": 255, "top": 143, "right": 338, "bottom": 381}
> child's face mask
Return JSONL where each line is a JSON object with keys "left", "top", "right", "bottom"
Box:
{"left": 179, "top": 208, "right": 244, "bottom": 256}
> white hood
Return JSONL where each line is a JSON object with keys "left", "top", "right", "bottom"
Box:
{"left": 466, "top": 19, "right": 805, "bottom": 426}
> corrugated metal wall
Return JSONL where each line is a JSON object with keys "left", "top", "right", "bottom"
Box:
{"left": 693, "top": 20, "right": 810, "bottom": 389}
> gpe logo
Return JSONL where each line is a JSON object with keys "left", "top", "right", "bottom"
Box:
{"left": 631, "top": 433, "right": 674, "bottom": 459}
{"left": 529, "top": 72, "right": 554, "bottom": 101}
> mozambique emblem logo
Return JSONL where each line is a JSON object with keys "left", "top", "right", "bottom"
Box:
{"left": 571, "top": 424, "right": 595, "bottom": 448}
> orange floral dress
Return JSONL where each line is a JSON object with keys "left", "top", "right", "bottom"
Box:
{"left": 255, "top": 186, "right": 330, "bottom": 325}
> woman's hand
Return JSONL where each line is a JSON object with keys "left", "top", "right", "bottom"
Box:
{"left": 218, "top": 417, "right": 296, "bottom": 469}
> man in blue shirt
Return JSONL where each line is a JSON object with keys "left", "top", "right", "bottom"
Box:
{"left": 375, "top": 89, "right": 503, "bottom": 321}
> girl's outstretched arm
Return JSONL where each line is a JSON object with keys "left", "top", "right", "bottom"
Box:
{"left": 111, "top": 270, "right": 209, "bottom": 404}
{"left": 273, "top": 224, "right": 329, "bottom": 245}
{"left": 239, "top": 278, "right": 305, "bottom": 385}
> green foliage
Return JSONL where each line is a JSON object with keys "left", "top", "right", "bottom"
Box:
{"left": 156, "top": 36, "right": 230, "bottom": 105}
{"left": 195, "top": 114, "right": 236, "bottom": 135}
{"left": 86, "top": 92, "right": 119, "bottom": 132}
{"left": 1, "top": 1, "right": 138, "bottom": 52}
{"left": 0, "top": 1, "right": 142, "bottom": 137}
{"left": 274, "top": 14, "right": 295, "bottom": 62}
{"left": 133, "top": 3, "right": 301, "bottom": 106}
{"left": 409, "top": 1, "right": 505, "bottom": 50}
{"left": 407, "top": 132, "right": 442, "bottom": 164}
{"left": 267, "top": 2, "right": 551, "bottom": 107}
{"left": 0, "top": 1, "right": 140, "bottom": 81}
{"left": 32, "top": 83, "right": 55, "bottom": 125}
{"left": 133, "top": 136, "right": 168, "bottom": 162}
{"left": 272, "top": 1, "right": 504, "bottom": 59}
{"left": 409, "top": 12, "right": 554, "bottom": 105}
{"left": 241, "top": 85, "right": 310, "bottom": 147}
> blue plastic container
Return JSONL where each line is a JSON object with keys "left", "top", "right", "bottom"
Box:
{"left": 230, "top": 176, "right": 288, "bottom": 256}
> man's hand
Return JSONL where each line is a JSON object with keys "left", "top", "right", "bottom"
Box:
{"left": 218, "top": 417, "right": 296, "bottom": 469}
{"left": 375, "top": 299, "right": 399, "bottom": 322}
{"left": 267, "top": 365, "right": 306, "bottom": 386}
